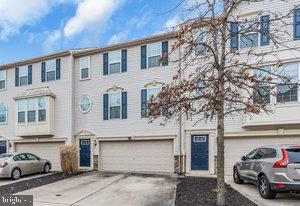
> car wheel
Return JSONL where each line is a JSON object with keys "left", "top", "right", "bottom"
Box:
{"left": 258, "top": 175, "right": 277, "bottom": 199}
{"left": 44, "top": 163, "right": 50, "bottom": 173}
{"left": 11, "top": 168, "right": 21, "bottom": 180}
{"left": 233, "top": 167, "right": 244, "bottom": 184}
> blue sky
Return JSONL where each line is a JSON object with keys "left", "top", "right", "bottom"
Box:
{"left": 0, "top": 0, "right": 183, "bottom": 65}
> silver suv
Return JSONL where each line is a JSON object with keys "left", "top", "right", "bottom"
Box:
{"left": 233, "top": 144, "right": 300, "bottom": 199}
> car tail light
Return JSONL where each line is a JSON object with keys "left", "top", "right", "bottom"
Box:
{"left": 0, "top": 162, "right": 8, "bottom": 168}
{"left": 273, "top": 149, "right": 289, "bottom": 168}
{"left": 274, "top": 183, "right": 286, "bottom": 188}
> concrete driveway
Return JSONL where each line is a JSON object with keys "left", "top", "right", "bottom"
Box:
{"left": 226, "top": 176, "right": 300, "bottom": 206}
{"left": 18, "top": 171, "right": 176, "bottom": 206}
{"left": 0, "top": 173, "right": 52, "bottom": 187}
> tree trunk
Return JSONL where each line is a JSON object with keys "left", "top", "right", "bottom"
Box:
{"left": 216, "top": 101, "right": 225, "bottom": 205}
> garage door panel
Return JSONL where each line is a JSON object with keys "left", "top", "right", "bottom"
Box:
{"left": 15, "top": 142, "right": 64, "bottom": 171}
{"left": 225, "top": 136, "right": 300, "bottom": 175}
{"left": 99, "top": 140, "right": 174, "bottom": 173}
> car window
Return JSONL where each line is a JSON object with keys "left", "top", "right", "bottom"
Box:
{"left": 26, "top": 153, "right": 39, "bottom": 160}
{"left": 245, "top": 149, "right": 257, "bottom": 160}
{"left": 286, "top": 148, "right": 300, "bottom": 163}
{"left": 13, "top": 154, "right": 28, "bottom": 161}
{"left": 260, "top": 148, "right": 276, "bottom": 158}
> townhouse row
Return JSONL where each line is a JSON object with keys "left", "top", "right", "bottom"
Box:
{"left": 1, "top": 0, "right": 300, "bottom": 175}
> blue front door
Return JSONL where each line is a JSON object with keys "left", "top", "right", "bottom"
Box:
{"left": 0, "top": 141, "right": 6, "bottom": 154}
{"left": 191, "top": 135, "right": 209, "bottom": 170}
{"left": 80, "top": 139, "right": 91, "bottom": 167}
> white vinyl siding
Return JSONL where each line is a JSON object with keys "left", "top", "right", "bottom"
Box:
{"left": 80, "top": 56, "right": 90, "bottom": 80}
{"left": 0, "top": 70, "right": 6, "bottom": 90}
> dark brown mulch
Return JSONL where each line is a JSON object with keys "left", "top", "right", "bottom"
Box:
{"left": 175, "top": 176, "right": 257, "bottom": 206}
{"left": 0, "top": 172, "right": 85, "bottom": 195}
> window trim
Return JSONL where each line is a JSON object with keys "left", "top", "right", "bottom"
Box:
{"left": 294, "top": 8, "right": 300, "bottom": 40}
{"left": 79, "top": 56, "right": 91, "bottom": 80}
{"left": 0, "top": 70, "right": 6, "bottom": 91}
{"left": 108, "top": 91, "right": 122, "bottom": 120}
{"left": 0, "top": 103, "right": 8, "bottom": 125}
{"left": 147, "top": 42, "right": 162, "bottom": 68}
{"left": 252, "top": 66, "right": 272, "bottom": 104}
{"left": 79, "top": 95, "right": 92, "bottom": 114}
{"left": 146, "top": 86, "right": 163, "bottom": 101}
{"left": 238, "top": 16, "right": 260, "bottom": 50}
{"left": 108, "top": 50, "right": 121, "bottom": 75}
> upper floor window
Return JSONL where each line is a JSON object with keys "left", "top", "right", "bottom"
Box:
{"left": 253, "top": 67, "right": 271, "bottom": 104}
{"left": 80, "top": 56, "right": 90, "bottom": 80}
{"left": 294, "top": 9, "right": 300, "bottom": 40}
{"left": 195, "top": 30, "right": 207, "bottom": 56}
{"left": 276, "top": 63, "right": 298, "bottom": 103}
{"left": 15, "top": 65, "right": 32, "bottom": 87}
{"left": 103, "top": 90, "right": 127, "bottom": 120}
{"left": 141, "top": 85, "right": 162, "bottom": 118}
{"left": 41, "top": 59, "right": 61, "bottom": 82}
{"left": 79, "top": 95, "right": 92, "bottom": 113}
{"left": 141, "top": 41, "right": 168, "bottom": 69}
{"left": 0, "top": 70, "right": 6, "bottom": 90}
{"left": 0, "top": 104, "right": 7, "bottom": 124}
{"left": 230, "top": 15, "right": 270, "bottom": 50}
{"left": 103, "top": 50, "right": 127, "bottom": 76}
{"left": 17, "top": 97, "right": 47, "bottom": 123}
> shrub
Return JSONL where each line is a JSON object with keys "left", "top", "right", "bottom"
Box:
{"left": 59, "top": 144, "right": 78, "bottom": 175}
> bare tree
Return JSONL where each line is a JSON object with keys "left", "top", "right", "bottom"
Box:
{"left": 148, "top": 0, "right": 297, "bottom": 205}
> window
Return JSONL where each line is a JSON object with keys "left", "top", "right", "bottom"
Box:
{"left": 196, "top": 81, "right": 205, "bottom": 95}
{"left": 277, "top": 63, "right": 298, "bottom": 103}
{"left": 13, "top": 154, "right": 28, "bottom": 161}
{"left": 27, "top": 98, "right": 36, "bottom": 122}
{"left": 0, "top": 104, "right": 7, "bottom": 124}
{"left": 239, "top": 18, "right": 259, "bottom": 49}
{"left": 19, "top": 66, "right": 28, "bottom": 86}
{"left": 0, "top": 70, "right": 6, "bottom": 90}
{"left": 258, "top": 148, "right": 276, "bottom": 159}
{"left": 18, "top": 100, "right": 26, "bottom": 123}
{"left": 147, "top": 86, "right": 162, "bottom": 101}
{"left": 80, "top": 56, "right": 90, "bottom": 80}
{"left": 46, "top": 60, "right": 56, "bottom": 81}
{"left": 294, "top": 9, "right": 300, "bottom": 40}
{"left": 38, "top": 97, "right": 46, "bottom": 121}
{"left": 79, "top": 95, "right": 92, "bottom": 113}
{"left": 245, "top": 149, "right": 257, "bottom": 160}
{"left": 147, "top": 43, "right": 161, "bottom": 68}
{"left": 109, "top": 92, "right": 121, "bottom": 119}
{"left": 286, "top": 148, "right": 300, "bottom": 164}
{"left": 109, "top": 51, "right": 121, "bottom": 74}
{"left": 253, "top": 67, "right": 271, "bottom": 104}
{"left": 17, "top": 97, "right": 47, "bottom": 123}
{"left": 26, "top": 153, "right": 39, "bottom": 160}
{"left": 195, "top": 30, "right": 207, "bottom": 55}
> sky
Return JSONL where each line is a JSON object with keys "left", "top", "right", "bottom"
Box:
{"left": 0, "top": 0, "right": 184, "bottom": 65}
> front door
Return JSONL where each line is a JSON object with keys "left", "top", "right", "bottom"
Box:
{"left": 80, "top": 139, "right": 91, "bottom": 167}
{"left": 0, "top": 141, "right": 7, "bottom": 154}
{"left": 191, "top": 135, "right": 209, "bottom": 170}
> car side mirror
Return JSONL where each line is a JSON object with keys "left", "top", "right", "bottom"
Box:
{"left": 241, "top": 156, "right": 246, "bottom": 161}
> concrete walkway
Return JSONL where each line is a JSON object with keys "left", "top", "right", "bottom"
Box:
{"left": 18, "top": 172, "right": 176, "bottom": 206}
{"left": 225, "top": 176, "right": 300, "bottom": 206}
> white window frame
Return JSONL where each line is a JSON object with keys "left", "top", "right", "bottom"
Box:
{"left": 239, "top": 16, "right": 260, "bottom": 50}
{"left": 46, "top": 60, "right": 56, "bottom": 81}
{"left": 147, "top": 86, "right": 162, "bottom": 101}
{"left": 19, "top": 66, "right": 29, "bottom": 86}
{"left": 80, "top": 56, "right": 90, "bottom": 80}
{"left": 79, "top": 95, "right": 92, "bottom": 114}
{"left": 0, "top": 70, "right": 6, "bottom": 91}
{"left": 17, "top": 97, "right": 47, "bottom": 124}
{"left": 108, "top": 91, "right": 122, "bottom": 119}
{"left": 147, "top": 42, "right": 162, "bottom": 68}
{"left": 108, "top": 51, "right": 121, "bottom": 74}
{"left": 0, "top": 103, "right": 7, "bottom": 125}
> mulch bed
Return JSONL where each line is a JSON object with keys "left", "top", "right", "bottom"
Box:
{"left": 175, "top": 176, "right": 257, "bottom": 206}
{"left": 0, "top": 172, "right": 85, "bottom": 195}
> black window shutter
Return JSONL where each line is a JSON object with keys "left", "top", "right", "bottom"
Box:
{"left": 121, "top": 91, "right": 127, "bottom": 119}
{"left": 41, "top": 62, "right": 46, "bottom": 82}
{"left": 141, "top": 45, "right": 147, "bottom": 69}
{"left": 260, "top": 15, "right": 270, "bottom": 46}
{"left": 103, "top": 53, "right": 109, "bottom": 75}
{"left": 56, "top": 59, "right": 61, "bottom": 80}
{"left": 28, "top": 65, "right": 32, "bottom": 85}
{"left": 162, "top": 41, "right": 169, "bottom": 66}
{"left": 121, "top": 49, "right": 127, "bottom": 73}
{"left": 230, "top": 22, "right": 239, "bottom": 50}
{"left": 15, "top": 68, "right": 19, "bottom": 87}
{"left": 141, "top": 89, "right": 147, "bottom": 117}
{"left": 103, "top": 93, "right": 109, "bottom": 120}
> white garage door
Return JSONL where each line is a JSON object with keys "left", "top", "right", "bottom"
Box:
{"left": 15, "top": 142, "right": 65, "bottom": 171}
{"left": 225, "top": 136, "right": 300, "bottom": 175}
{"left": 99, "top": 140, "right": 174, "bottom": 173}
